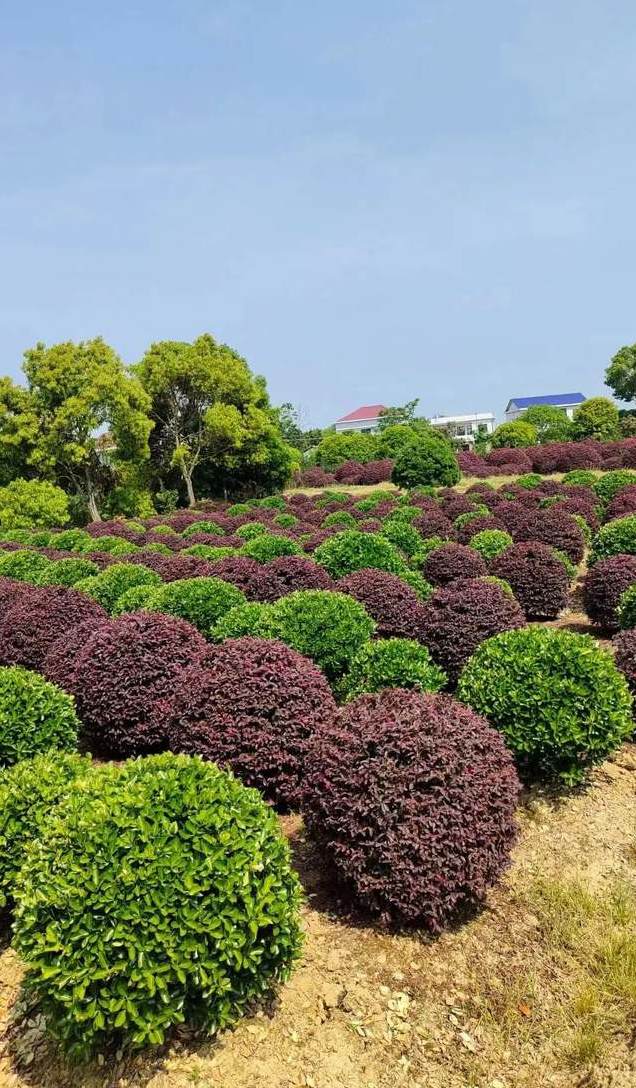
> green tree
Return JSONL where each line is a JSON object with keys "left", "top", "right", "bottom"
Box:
{"left": 571, "top": 397, "right": 619, "bottom": 441}
{"left": 136, "top": 334, "right": 294, "bottom": 504}
{"left": 391, "top": 435, "right": 460, "bottom": 488}
{"left": 377, "top": 399, "right": 420, "bottom": 430}
{"left": 314, "top": 431, "right": 378, "bottom": 471}
{"left": 490, "top": 420, "right": 538, "bottom": 448}
{"left": 606, "top": 343, "right": 636, "bottom": 402}
{"left": 0, "top": 479, "right": 70, "bottom": 530}
{"left": 522, "top": 404, "right": 572, "bottom": 444}
{"left": 23, "top": 339, "right": 152, "bottom": 521}
{"left": 276, "top": 403, "right": 322, "bottom": 453}
{"left": 376, "top": 420, "right": 438, "bottom": 459}
{"left": 0, "top": 378, "right": 41, "bottom": 486}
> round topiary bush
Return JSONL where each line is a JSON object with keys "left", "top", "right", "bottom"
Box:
{"left": 38, "top": 557, "right": 100, "bottom": 587}
{"left": 267, "top": 590, "right": 375, "bottom": 679}
{"left": 457, "top": 627, "right": 633, "bottom": 784}
{"left": 0, "top": 585, "right": 107, "bottom": 670}
{"left": 322, "top": 510, "right": 357, "bottom": 529}
{"left": 111, "top": 583, "right": 158, "bottom": 615}
{"left": 41, "top": 617, "right": 113, "bottom": 692}
{"left": 258, "top": 556, "right": 337, "bottom": 601}
{"left": 583, "top": 554, "right": 636, "bottom": 630}
{"left": 302, "top": 688, "right": 519, "bottom": 929}
{"left": 468, "top": 529, "right": 513, "bottom": 561}
{"left": 612, "top": 628, "right": 636, "bottom": 698}
{"left": 0, "top": 549, "right": 52, "bottom": 584}
{"left": 72, "top": 612, "right": 209, "bottom": 755}
{"left": 593, "top": 469, "right": 636, "bottom": 505}
{"left": 412, "top": 508, "right": 453, "bottom": 539}
{"left": 420, "top": 580, "right": 526, "bottom": 684}
{"left": 211, "top": 602, "right": 275, "bottom": 641}
{"left": 514, "top": 509, "right": 585, "bottom": 565}
{"left": 181, "top": 519, "right": 225, "bottom": 538}
{"left": 314, "top": 530, "right": 407, "bottom": 578}
{"left": 235, "top": 521, "right": 268, "bottom": 541}
{"left": 240, "top": 534, "right": 302, "bottom": 562}
{"left": 145, "top": 576, "right": 246, "bottom": 634}
{"left": 617, "top": 584, "right": 636, "bottom": 629}
{"left": 338, "top": 638, "right": 447, "bottom": 700}
{"left": 391, "top": 435, "right": 460, "bottom": 489}
{"left": 13, "top": 753, "right": 303, "bottom": 1059}
{"left": 423, "top": 542, "right": 487, "bottom": 587}
{"left": 590, "top": 516, "right": 636, "bottom": 565}
{"left": 337, "top": 568, "right": 428, "bottom": 641}
{"left": 0, "top": 752, "right": 93, "bottom": 908}
{"left": 491, "top": 542, "right": 570, "bottom": 619}
{"left": 159, "top": 637, "right": 338, "bottom": 808}
{"left": 0, "top": 666, "right": 80, "bottom": 766}
{"left": 206, "top": 556, "right": 272, "bottom": 599}
{"left": 379, "top": 519, "right": 422, "bottom": 558}
{"left": 77, "top": 562, "right": 162, "bottom": 613}
{"left": 0, "top": 575, "right": 34, "bottom": 619}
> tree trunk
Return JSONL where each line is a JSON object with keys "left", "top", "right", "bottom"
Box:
{"left": 87, "top": 491, "right": 102, "bottom": 522}
{"left": 183, "top": 470, "right": 196, "bottom": 507}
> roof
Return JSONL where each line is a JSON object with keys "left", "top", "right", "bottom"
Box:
{"left": 506, "top": 393, "right": 586, "bottom": 412}
{"left": 336, "top": 404, "right": 386, "bottom": 423}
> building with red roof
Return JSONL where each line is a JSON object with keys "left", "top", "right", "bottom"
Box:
{"left": 334, "top": 404, "right": 386, "bottom": 434}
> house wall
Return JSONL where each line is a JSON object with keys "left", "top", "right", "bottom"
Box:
{"left": 505, "top": 405, "right": 577, "bottom": 423}
{"left": 334, "top": 417, "right": 382, "bottom": 434}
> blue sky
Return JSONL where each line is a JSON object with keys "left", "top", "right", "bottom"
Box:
{"left": 2, "top": 1, "right": 635, "bottom": 426}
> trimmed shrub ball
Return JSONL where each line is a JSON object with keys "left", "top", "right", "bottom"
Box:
{"left": 258, "top": 556, "right": 336, "bottom": 601}
{"left": 491, "top": 542, "right": 570, "bottom": 619}
{"left": 76, "top": 562, "right": 162, "bottom": 613}
{"left": 593, "top": 469, "right": 636, "bottom": 505}
{"left": 72, "top": 612, "right": 209, "bottom": 755}
{"left": 0, "top": 549, "right": 52, "bottom": 584}
{"left": 469, "top": 529, "right": 513, "bottom": 561}
{"left": 0, "top": 576, "right": 34, "bottom": 619}
{"left": 612, "top": 628, "right": 636, "bottom": 698}
{"left": 38, "top": 557, "right": 100, "bottom": 587}
{"left": 145, "top": 576, "right": 246, "bottom": 634}
{"left": 206, "top": 556, "right": 271, "bottom": 600}
{"left": 240, "top": 534, "right": 302, "bottom": 562}
{"left": 423, "top": 542, "right": 487, "bottom": 587}
{"left": 302, "top": 689, "right": 520, "bottom": 930}
{"left": 338, "top": 638, "right": 447, "bottom": 701}
{"left": 589, "top": 516, "right": 636, "bottom": 565}
{"left": 267, "top": 590, "right": 375, "bottom": 679}
{"left": 314, "top": 530, "right": 407, "bottom": 578}
{"left": 159, "top": 637, "right": 338, "bottom": 809}
{"left": 111, "top": 583, "right": 157, "bottom": 615}
{"left": 13, "top": 753, "right": 302, "bottom": 1059}
{"left": 0, "top": 586, "right": 107, "bottom": 670}
{"left": 420, "top": 579, "right": 526, "bottom": 684}
{"left": 41, "top": 617, "right": 113, "bottom": 693}
{"left": 514, "top": 509, "right": 585, "bottom": 565}
{"left": 0, "top": 666, "right": 80, "bottom": 766}
{"left": 412, "top": 508, "right": 453, "bottom": 539}
{"left": 583, "top": 555, "right": 636, "bottom": 630}
{"left": 457, "top": 627, "right": 633, "bottom": 784}
{"left": 337, "top": 568, "right": 429, "bottom": 641}
{"left": 0, "top": 752, "right": 93, "bottom": 908}
{"left": 391, "top": 435, "right": 460, "bottom": 489}
{"left": 211, "top": 602, "right": 275, "bottom": 642}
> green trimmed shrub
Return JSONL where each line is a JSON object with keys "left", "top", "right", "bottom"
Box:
{"left": 322, "top": 511, "right": 357, "bottom": 528}
{"left": 274, "top": 513, "right": 298, "bottom": 529}
{"left": 149, "top": 524, "right": 178, "bottom": 536}
{"left": 140, "top": 542, "right": 173, "bottom": 556}
{"left": 49, "top": 529, "right": 94, "bottom": 552}
{"left": 0, "top": 752, "right": 93, "bottom": 908}
{"left": 384, "top": 504, "right": 420, "bottom": 523}
{"left": 457, "top": 628, "right": 632, "bottom": 784}
{"left": 516, "top": 473, "right": 544, "bottom": 489}
{"left": 593, "top": 470, "right": 636, "bottom": 504}
{"left": 0, "top": 666, "right": 80, "bottom": 766}
{"left": 76, "top": 563, "right": 162, "bottom": 613}
{"left": 380, "top": 519, "right": 422, "bottom": 557}
{"left": 0, "top": 479, "right": 70, "bottom": 531}
{"left": 13, "top": 753, "right": 303, "bottom": 1058}
{"left": 227, "top": 502, "right": 253, "bottom": 517}
{"left": 617, "top": 584, "right": 636, "bottom": 629}
{"left": 111, "top": 584, "right": 158, "bottom": 616}
{"left": 182, "top": 544, "right": 237, "bottom": 560}
{"left": 411, "top": 536, "right": 447, "bottom": 568}
{"left": 454, "top": 508, "right": 488, "bottom": 530}
{"left": 235, "top": 522, "right": 268, "bottom": 540}
{"left": 391, "top": 436, "right": 460, "bottom": 489}
{"left": 268, "top": 590, "right": 375, "bottom": 678}
{"left": 26, "top": 530, "right": 54, "bottom": 547}
{"left": 571, "top": 514, "right": 592, "bottom": 546}
{"left": 241, "top": 534, "right": 302, "bottom": 562}
{"left": 0, "top": 529, "right": 32, "bottom": 544}
{"left": 257, "top": 495, "right": 287, "bottom": 509}
{"left": 396, "top": 569, "right": 434, "bottom": 600}
{"left": 146, "top": 577, "right": 245, "bottom": 634}
{"left": 38, "top": 558, "right": 100, "bottom": 587}
{"left": 551, "top": 548, "right": 578, "bottom": 581}
{"left": 469, "top": 529, "right": 513, "bottom": 561}
{"left": 211, "top": 602, "right": 275, "bottom": 641}
{"left": 0, "top": 550, "right": 52, "bottom": 584}
{"left": 562, "top": 470, "right": 598, "bottom": 487}
{"left": 338, "top": 638, "right": 446, "bottom": 700}
{"left": 314, "top": 530, "right": 407, "bottom": 578}
{"left": 181, "top": 520, "right": 225, "bottom": 538}
{"left": 93, "top": 536, "right": 140, "bottom": 556}
{"left": 589, "top": 516, "right": 636, "bottom": 564}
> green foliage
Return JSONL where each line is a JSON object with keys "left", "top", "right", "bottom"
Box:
{"left": 0, "top": 549, "right": 52, "bottom": 584}
{"left": 376, "top": 419, "right": 437, "bottom": 459}
{"left": 153, "top": 489, "right": 179, "bottom": 515}
{"left": 227, "top": 503, "right": 252, "bottom": 517}
{"left": 391, "top": 435, "right": 460, "bottom": 488}
{"left": 77, "top": 563, "right": 161, "bottom": 613}
{"left": 140, "top": 542, "right": 173, "bottom": 556}
{"left": 457, "top": 628, "right": 632, "bottom": 784}
{"left": 454, "top": 507, "right": 488, "bottom": 530}
{"left": 273, "top": 513, "right": 298, "bottom": 529}
{"left": 593, "top": 469, "right": 636, "bottom": 504}
{"left": 589, "top": 516, "right": 636, "bottom": 564}
{"left": 395, "top": 569, "right": 434, "bottom": 600}
{"left": 385, "top": 503, "right": 419, "bottom": 522}
{"left": 411, "top": 536, "right": 447, "bottom": 567}
{"left": 571, "top": 514, "right": 592, "bottom": 546}
{"left": 338, "top": 638, "right": 447, "bottom": 700}
{"left": 481, "top": 575, "right": 514, "bottom": 598}
{"left": 562, "top": 470, "right": 599, "bottom": 487}
{"left": 322, "top": 510, "right": 357, "bottom": 528}
{"left": 490, "top": 420, "right": 537, "bottom": 448}
{"left": 0, "top": 753, "right": 92, "bottom": 907}
{"left": 39, "top": 558, "right": 100, "bottom": 587}
{"left": 606, "top": 343, "right": 636, "bottom": 402}
{"left": 314, "top": 431, "right": 378, "bottom": 471}
{"left": 379, "top": 518, "right": 422, "bottom": 557}
{"left": 181, "top": 520, "right": 225, "bottom": 538}
{"left": 211, "top": 602, "right": 275, "bottom": 641}
{"left": 314, "top": 530, "right": 407, "bottom": 578}
{"left": 240, "top": 534, "right": 302, "bottom": 562}
{"left": 0, "top": 377, "right": 41, "bottom": 485}
{"left": 469, "top": 529, "right": 513, "bottom": 560}
{"left": 13, "top": 754, "right": 303, "bottom": 1058}
{"left": 521, "top": 406, "right": 572, "bottom": 444}
{"left": 111, "top": 584, "right": 158, "bottom": 616}
{"left": 617, "top": 584, "right": 636, "bottom": 629}
{"left": 49, "top": 528, "right": 93, "bottom": 552}
{"left": 257, "top": 495, "right": 287, "bottom": 509}
{"left": 571, "top": 397, "right": 620, "bottom": 441}
{"left": 146, "top": 576, "right": 246, "bottom": 633}
{"left": 235, "top": 521, "right": 268, "bottom": 540}
{"left": 268, "top": 590, "right": 375, "bottom": 678}
{"left": 0, "top": 666, "right": 80, "bottom": 767}
{"left": 376, "top": 398, "right": 420, "bottom": 430}
{"left": 551, "top": 548, "right": 578, "bottom": 581}
{"left": 0, "top": 479, "right": 70, "bottom": 531}
{"left": 515, "top": 473, "right": 545, "bottom": 489}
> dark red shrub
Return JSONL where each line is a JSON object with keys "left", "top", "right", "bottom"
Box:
{"left": 86, "top": 520, "right": 139, "bottom": 541}
{"left": 606, "top": 486, "right": 636, "bottom": 521}
{"left": 259, "top": 556, "right": 337, "bottom": 601}
{"left": 454, "top": 515, "right": 503, "bottom": 544}
{"left": 206, "top": 556, "right": 271, "bottom": 600}
{"left": 491, "top": 542, "right": 570, "bottom": 619}
{"left": 514, "top": 508, "right": 585, "bottom": 564}
{"left": 412, "top": 508, "right": 453, "bottom": 539}
{"left": 491, "top": 500, "right": 536, "bottom": 535}
{"left": 419, "top": 579, "right": 526, "bottom": 684}
{"left": 612, "top": 629, "right": 636, "bottom": 697}
{"left": 295, "top": 467, "right": 337, "bottom": 488}
{"left": 458, "top": 451, "right": 488, "bottom": 477}
{"left": 337, "top": 568, "right": 428, "bottom": 640}
{"left": 302, "top": 688, "right": 520, "bottom": 929}
{"left": 72, "top": 612, "right": 209, "bottom": 756}
{"left": 42, "top": 617, "right": 114, "bottom": 692}
{"left": 423, "top": 543, "right": 487, "bottom": 586}
{"left": 440, "top": 494, "right": 480, "bottom": 519}
{"left": 553, "top": 496, "right": 600, "bottom": 532}
{"left": 0, "top": 586, "right": 107, "bottom": 670}
{"left": 301, "top": 527, "right": 340, "bottom": 553}
{"left": 157, "top": 637, "right": 338, "bottom": 809}
{"left": 151, "top": 555, "right": 218, "bottom": 582}
{"left": 0, "top": 577, "right": 34, "bottom": 619}
{"left": 334, "top": 460, "right": 365, "bottom": 483}
{"left": 486, "top": 447, "right": 533, "bottom": 472}
{"left": 582, "top": 555, "right": 636, "bottom": 630}
{"left": 358, "top": 459, "right": 394, "bottom": 484}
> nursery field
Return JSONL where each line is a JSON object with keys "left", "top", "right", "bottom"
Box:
{"left": 0, "top": 468, "right": 636, "bottom": 1088}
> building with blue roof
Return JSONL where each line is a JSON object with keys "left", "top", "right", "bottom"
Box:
{"left": 505, "top": 392, "right": 586, "bottom": 423}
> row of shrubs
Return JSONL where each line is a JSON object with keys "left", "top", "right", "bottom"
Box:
{"left": 458, "top": 436, "right": 636, "bottom": 476}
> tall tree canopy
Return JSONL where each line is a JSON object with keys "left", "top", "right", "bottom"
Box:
{"left": 377, "top": 399, "right": 421, "bottom": 430}
{"left": 522, "top": 404, "right": 572, "bottom": 444}
{"left": 571, "top": 396, "right": 620, "bottom": 441}
{"left": 606, "top": 344, "right": 636, "bottom": 403}
{"left": 135, "top": 334, "right": 294, "bottom": 504}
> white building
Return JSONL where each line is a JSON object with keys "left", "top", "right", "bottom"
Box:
{"left": 504, "top": 393, "right": 585, "bottom": 422}
{"left": 334, "top": 404, "right": 386, "bottom": 434}
{"left": 429, "top": 412, "right": 496, "bottom": 447}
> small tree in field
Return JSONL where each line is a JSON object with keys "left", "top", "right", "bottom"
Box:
{"left": 571, "top": 397, "right": 620, "bottom": 441}
{"left": 522, "top": 404, "right": 572, "bottom": 443}
{"left": 391, "top": 435, "right": 460, "bottom": 488}
{"left": 606, "top": 343, "right": 636, "bottom": 403}
{"left": 490, "top": 420, "right": 537, "bottom": 448}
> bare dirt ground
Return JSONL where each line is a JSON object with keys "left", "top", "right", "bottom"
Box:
{"left": 0, "top": 589, "right": 634, "bottom": 1088}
